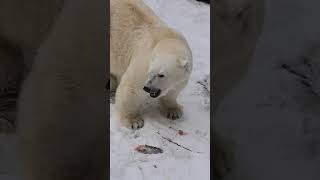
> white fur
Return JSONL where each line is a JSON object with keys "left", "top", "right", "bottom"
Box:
{"left": 111, "top": 0, "right": 192, "bottom": 129}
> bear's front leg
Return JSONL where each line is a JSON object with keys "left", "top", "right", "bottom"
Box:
{"left": 115, "top": 84, "right": 144, "bottom": 130}
{"left": 119, "top": 113, "right": 144, "bottom": 130}
{"left": 159, "top": 91, "right": 183, "bottom": 120}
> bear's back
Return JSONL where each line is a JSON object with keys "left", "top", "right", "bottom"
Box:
{"left": 110, "top": 0, "right": 185, "bottom": 79}
{"left": 110, "top": 0, "right": 163, "bottom": 78}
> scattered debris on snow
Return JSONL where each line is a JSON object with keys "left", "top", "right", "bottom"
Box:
{"left": 110, "top": 1, "right": 210, "bottom": 179}
{"left": 169, "top": 126, "right": 188, "bottom": 136}
{"left": 135, "top": 145, "right": 164, "bottom": 154}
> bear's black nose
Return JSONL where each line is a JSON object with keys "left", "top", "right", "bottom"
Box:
{"left": 143, "top": 86, "right": 151, "bottom": 93}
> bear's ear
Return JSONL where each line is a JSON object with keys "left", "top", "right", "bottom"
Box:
{"left": 178, "top": 57, "right": 190, "bottom": 71}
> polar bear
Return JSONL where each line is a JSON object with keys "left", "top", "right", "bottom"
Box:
{"left": 110, "top": 0, "right": 192, "bottom": 129}
{"left": 0, "top": 0, "right": 108, "bottom": 179}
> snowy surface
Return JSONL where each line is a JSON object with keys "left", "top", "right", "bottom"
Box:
{"left": 2, "top": 0, "right": 320, "bottom": 179}
{"left": 0, "top": 1, "right": 210, "bottom": 179}
{"left": 110, "top": 0, "right": 210, "bottom": 180}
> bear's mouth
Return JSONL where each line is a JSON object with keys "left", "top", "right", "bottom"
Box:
{"left": 143, "top": 86, "right": 161, "bottom": 98}
{"left": 149, "top": 89, "right": 161, "bottom": 98}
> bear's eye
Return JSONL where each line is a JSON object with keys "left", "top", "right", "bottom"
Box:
{"left": 158, "top": 74, "right": 165, "bottom": 78}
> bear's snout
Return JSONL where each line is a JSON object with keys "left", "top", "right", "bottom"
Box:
{"left": 143, "top": 86, "right": 151, "bottom": 93}
{"left": 143, "top": 86, "right": 161, "bottom": 98}
{"left": 149, "top": 89, "right": 161, "bottom": 98}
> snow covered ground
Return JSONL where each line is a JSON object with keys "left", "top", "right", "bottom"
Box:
{"left": 110, "top": 0, "right": 210, "bottom": 180}
{"left": 2, "top": 0, "right": 320, "bottom": 179}
{"left": 0, "top": 1, "right": 210, "bottom": 179}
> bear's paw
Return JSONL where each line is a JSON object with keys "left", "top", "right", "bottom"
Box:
{"left": 161, "top": 105, "right": 183, "bottom": 120}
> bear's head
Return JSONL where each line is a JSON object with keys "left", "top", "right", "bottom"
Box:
{"left": 143, "top": 38, "right": 192, "bottom": 98}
